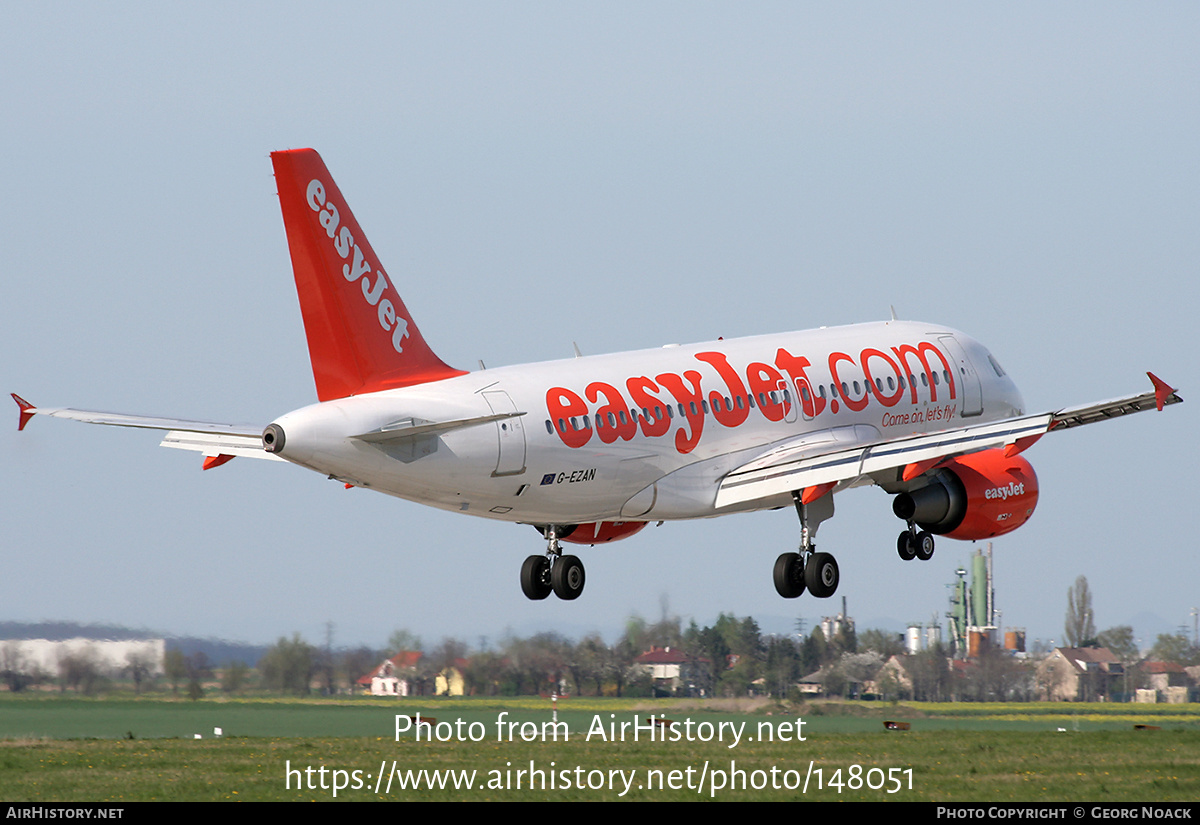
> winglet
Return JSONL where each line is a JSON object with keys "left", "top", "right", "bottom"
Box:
{"left": 11, "top": 394, "right": 35, "bottom": 431}
{"left": 1147, "top": 372, "right": 1176, "bottom": 412}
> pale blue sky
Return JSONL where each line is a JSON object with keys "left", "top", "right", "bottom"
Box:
{"left": 3, "top": 3, "right": 1196, "bottom": 652}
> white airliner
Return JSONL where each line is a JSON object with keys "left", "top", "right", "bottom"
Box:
{"left": 12, "top": 149, "right": 1182, "bottom": 602}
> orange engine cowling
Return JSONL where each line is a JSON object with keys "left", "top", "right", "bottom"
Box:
{"left": 559, "top": 521, "right": 648, "bottom": 545}
{"left": 892, "top": 449, "right": 1039, "bottom": 540}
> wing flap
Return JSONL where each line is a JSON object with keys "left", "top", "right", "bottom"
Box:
{"left": 716, "top": 415, "right": 1053, "bottom": 508}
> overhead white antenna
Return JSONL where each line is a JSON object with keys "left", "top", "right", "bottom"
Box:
{"left": 573, "top": 342, "right": 583, "bottom": 358}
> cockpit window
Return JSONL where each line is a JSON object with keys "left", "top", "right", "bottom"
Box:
{"left": 988, "top": 354, "right": 1007, "bottom": 377}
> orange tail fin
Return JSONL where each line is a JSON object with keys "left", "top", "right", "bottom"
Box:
{"left": 271, "top": 149, "right": 465, "bottom": 401}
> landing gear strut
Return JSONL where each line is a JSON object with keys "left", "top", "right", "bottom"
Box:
{"left": 774, "top": 490, "right": 839, "bottom": 599}
{"left": 521, "top": 525, "right": 586, "bottom": 601}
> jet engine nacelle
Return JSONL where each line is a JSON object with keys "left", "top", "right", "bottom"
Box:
{"left": 892, "top": 449, "right": 1038, "bottom": 540}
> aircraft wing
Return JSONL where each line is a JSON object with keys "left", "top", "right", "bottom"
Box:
{"left": 715, "top": 372, "right": 1181, "bottom": 509}
{"left": 10, "top": 394, "right": 280, "bottom": 464}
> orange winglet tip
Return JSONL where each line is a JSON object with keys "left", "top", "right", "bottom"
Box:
{"left": 1147, "top": 372, "right": 1176, "bottom": 412}
{"left": 11, "top": 393, "right": 35, "bottom": 431}
{"left": 901, "top": 457, "right": 943, "bottom": 482}
{"left": 800, "top": 481, "right": 836, "bottom": 504}
{"left": 1003, "top": 434, "right": 1043, "bottom": 458}
{"left": 344, "top": 482, "right": 354, "bottom": 489}
{"left": 202, "top": 454, "right": 236, "bottom": 471}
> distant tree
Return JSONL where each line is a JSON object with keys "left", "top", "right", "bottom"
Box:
{"left": 260, "top": 634, "right": 315, "bottom": 695}
{"left": 908, "top": 645, "right": 951, "bottom": 702}
{"left": 125, "top": 650, "right": 155, "bottom": 695}
{"left": 567, "top": 634, "right": 609, "bottom": 696}
{"left": 804, "top": 626, "right": 830, "bottom": 669}
{"left": 964, "top": 645, "right": 1030, "bottom": 701}
{"left": 763, "top": 635, "right": 801, "bottom": 699}
{"left": 164, "top": 649, "right": 188, "bottom": 696}
{"left": 610, "top": 627, "right": 643, "bottom": 698}
{"left": 221, "top": 661, "right": 249, "bottom": 695}
{"left": 830, "top": 624, "right": 858, "bottom": 658}
{"left": 684, "top": 620, "right": 730, "bottom": 696}
{"left": 184, "top": 652, "right": 211, "bottom": 701}
{"left": 387, "top": 629, "right": 423, "bottom": 654}
{"left": 1064, "top": 575, "right": 1096, "bottom": 647}
{"left": 339, "top": 647, "right": 380, "bottom": 693}
{"left": 59, "top": 647, "right": 103, "bottom": 695}
{"left": 1147, "top": 634, "right": 1200, "bottom": 667}
{"left": 1096, "top": 626, "right": 1139, "bottom": 663}
{"left": 463, "top": 650, "right": 506, "bottom": 696}
{"left": 859, "top": 628, "right": 905, "bottom": 658}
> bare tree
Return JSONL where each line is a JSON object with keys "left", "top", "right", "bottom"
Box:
{"left": 1065, "top": 575, "right": 1096, "bottom": 647}
{"left": 125, "top": 650, "right": 155, "bottom": 695}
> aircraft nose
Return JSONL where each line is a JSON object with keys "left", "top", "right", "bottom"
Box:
{"left": 263, "top": 422, "right": 286, "bottom": 453}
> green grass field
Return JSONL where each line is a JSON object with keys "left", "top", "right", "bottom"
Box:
{"left": 1, "top": 695, "right": 1196, "bottom": 802}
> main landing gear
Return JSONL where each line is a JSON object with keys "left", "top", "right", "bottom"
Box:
{"left": 896, "top": 525, "right": 935, "bottom": 562}
{"left": 774, "top": 490, "right": 840, "bottom": 599}
{"left": 521, "top": 526, "right": 586, "bottom": 601}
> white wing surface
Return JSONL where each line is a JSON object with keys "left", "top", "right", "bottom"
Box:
{"left": 716, "top": 373, "right": 1181, "bottom": 509}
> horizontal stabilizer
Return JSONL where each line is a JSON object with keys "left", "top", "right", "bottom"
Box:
{"left": 11, "top": 394, "right": 278, "bottom": 461}
{"left": 13, "top": 402, "right": 261, "bottom": 436}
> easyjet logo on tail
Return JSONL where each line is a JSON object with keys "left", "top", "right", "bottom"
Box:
{"left": 305, "top": 178, "right": 411, "bottom": 355}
